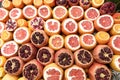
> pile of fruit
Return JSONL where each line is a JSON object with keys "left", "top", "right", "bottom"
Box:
{"left": 0, "top": 0, "right": 120, "bottom": 80}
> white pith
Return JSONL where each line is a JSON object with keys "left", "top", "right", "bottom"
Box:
{"left": 9, "top": 8, "right": 22, "bottom": 19}
{"left": 69, "top": 6, "right": 84, "bottom": 19}
{"left": 45, "top": 19, "right": 60, "bottom": 32}
{"left": 0, "top": 8, "right": 8, "bottom": 20}
{"left": 1, "top": 41, "right": 18, "bottom": 57}
{"left": 112, "top": 35, "right": 120, "bottom": 51}
{"left": 0, "top": 22, "right": 4, "bottom": 33}
{"left": 63, "top": 18, "right": 78, "bottom": 33}
{"left": 96, "top": 14, "right": 114, "bottom": 29}
{"left": 78, "top": 20, "right": 94, "bottom": 32}
{"left": 23, "top": 5, "right": 37, "bottom": 19}
{"left": 44, "top": 67, "right": 62, "bottom": 80}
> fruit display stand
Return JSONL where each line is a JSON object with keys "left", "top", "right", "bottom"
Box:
{"left": 0, "top": 0, "right": 120, "bottom": 80}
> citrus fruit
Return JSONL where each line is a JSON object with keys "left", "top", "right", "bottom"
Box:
{"left": 30, "top": 30, "right": 48, "bottom": 48}
{"left": 44, "top": 19, "right": 61, "bottom": 36}
{"left": 13, "top": 27, "right": 31, "bottom": 44}
{"left": 0, "top": 67, "right": 5, "bottom": 78}
{"left": 4, "top": 56, "right": 24, "bottom": 76}
{"left": 78, "top": 20, "right": 94, "bottom": 34}
{"left": 92, "top": 45, "right": 113, "bottom": 64}
{"left": 23, "top": 59, "right": 43, "bottom": 80}
{"left": 2, "top": 0, "right": 13, "bottom": 10}
{"left": 23, "top": 5, "right": 37, "bottom": 20}
{"left": 110, "top": 55, "right": 120, "bottom": 72}
{"left": 79, "top": 0, "right": 91, "bottom": 10}
{"left": 1, "top": 41, "right": 18, "bottom": 58}
{"left": 36, "top": 47, "right": 54, "bottom": 66}
{"left": 18, "top": 77, "right": 26, "bottom": 80}
{"left": 49, "top": 34, "right": 64, "bottom": 50}
{"left": 33, "top": 0, "right": 43, "bottom": 8}
{"left": 65, "top": 65, "right": 86, "bottom": 80}
{"left": 55, "top": 0, "right": 68, "bottom": 7}
{"left": 2, "top": 74, "right": 18, "bottom": 80}
{"left": 23, "top": 0, "right": 33, "bottom": 5}
{"left": 17, "top": 19, "right": 28, "bottom": 27}
{"left": 112, "top": 13, "right": 120, "bottom": 24}
{"left": 91, "top": 0, "right": 104, "bottom": 8}
{"left": 1, "top": 30, "right": 13, "bottom": 41}
{"left": 38, "top": 5, "right": 52, "bottom": 20}
{"left": 69, "top": 6, "right": 84, "bottom": 21}
{"left": 53, "top": 6, "right": 68, "bottom": 21}
{"left": 0, "top": 8, "right": 9, "bottom": 22}
{"left": 94, "top": 14, "right": 114, "bottom": 31}
{"left": 0, "top": 22, "right": 5, "bottom": 36}
{"left": 62, "top": 18, "right": 78, "bottom": 35}
{"left": 95, "top": 31, "right": 110, "bottom": 44}
{"left": 55, "top": 48, "right": 74, "bottom": 69}
{"left": 0, "top": 56, "right": 6, "bottom": 67}
{"left": 108, "top": 35, "right": 120, "bottom": 55}
{"left": 74, "top": 49, "right": 94, "bottom": 68}
{"left": 43, "top": 63, "right": 63, "bottom": 80}
{"left": 12, "top": 0, "right": 24, "bottom": 8}
{"left": 80, "top": 33, "right": 97, "bottom": 50}
{"left": 65, "top": 34, "right": 80, "bottom": 51}
{"left": 68, "top": 0, "right": 79, "bottom": 6}
{"left": 0, "top": 38, "right": 4, "bottom": 48}
{"left": 44, "top": 0, "right": 55, "bottom": 7}
{"left": 84, "top": 7, "right": 100, "bottom": 21}
{"left": 110, "top": 24, "right": 120, "bottom": 36}
{"left": 9, "top": 8, "right": 23, "bottom": 20}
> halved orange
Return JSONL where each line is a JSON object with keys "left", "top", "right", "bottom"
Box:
{"left": 95, "top": 31, "right": 110, "bottom": 44}
{"left": 2, "top": 0, "right": 13, "bottom": 10}
{"left": 23, "top": 0, "right": 33, "bottom": 5}
{"left": 91, "top": 0, "right": 104, "bottom": 8}
{"left": 44, "top": 0, "right": 55, "bottom": 7}
{"left": 33, "top": 0, "right": 43, "bottom": 8}
{"left": 12, "top": 0, "right": 24, "bottom": 8}
{"left": 0, "top": 22, "right": 5, "bottom": 36}
{"left": 0, "top": 38, "right": 4, "bottom": 48}
{"left": 112, "top": 13, "right": 120, "bottom": 24}
{"left": 0, "top": 8, "right": 9, "bottom": 22}
{"left": 17, "top": 19, "right": 28, "bottom": 27}
{"left": 0, "top": 56, "right": 6, "bottom": 67}
{"left": 110, "top": 24, "right": 120, "bottom": 36}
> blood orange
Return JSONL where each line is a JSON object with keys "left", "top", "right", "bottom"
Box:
{"left": 38, "top": 5, "right": 52, "bottom": 20}
{"left": 13, "top": 27, "right": 31, "bottom": 44}
{"left": 112, "top": 13, "right": 120, "bottom": 24}
{"left": 49, "top": 34, "right": 64, "bottom": 50}
{"left": 9, "top": 8, "right": 23, "bottom": 20}
{"left": 62, "top": 18, "right": 78, "bottom": 35}
{"left": 2, "top": 0, "right": 13, "bottom": 10}
{"left": 23, "top": 5, "right": 37, "bottom": 20}
{"left": 69, "top": 6, "right": 84, "bottom": 21}
{"left": 65, "top": 34, "right": 80, "bottom": 51}
{"left": 110, "top": 24, "right": 120, "bottom": 36}
{"left": 94, "top": 14, "right": 114, "bottom": 31}
{"left": 0, "top": 22, "right": 5, "bottom": 36}
{"left": 44, "top": 19, "right": 61, "bottom": 36}
{"left": 80, "top": 34, "right": 97, "bottom": 50}
{"left": 53, "top": 6, "right": 68, "bottom": 21}
{"left": 1, "top": 41, "right": 18, "bottom": 58}
{"left": 78, "top": 20, "right": 94, "bottom": 34}
{"left": 43, "top": 63, "right": 63, "bottom": 80}
{"left": 84, "top": 7, "right": 100, "bottom": 21}
{"left": 65, "top": 65, "right": 86, "bottom": 80}
{"left": 33, "top": 0, "right": 43, "bottom": 8}
{"left": 0, "top": 8, "right": 9, "bottom": 22}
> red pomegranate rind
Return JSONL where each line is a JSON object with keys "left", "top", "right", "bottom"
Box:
{"left": 68, "top": 0, "right": 79, "bottom": 6}
{"left": 4, "top": 56, "right": 24, "bottom": 76}
{"left": 94, "top": 14, "right": 114, "bottom": 31}
{"left": 69, "top": 6, "right": 84, "bottom": 21}
{"left": 0, "top": 8, "right": 9, "bottom": 22}
{"left": 9, "top": 8, "right": 23, "bottom": 20}
{"left": 1, "top": 41, "right": 18, "bottom": 58}
{"left": 23, "top": 5, "right": 37, "bottom": 20}
{"left": 18, "top": 43, "right": 37, "bottom": 62}
{"left": 0, "top": 22, "right": 5, "bottom": 36}
{"left": 36, "top": 47, "right": 54, "bottom": 66}
{"left": 108, "top": 35, "right": 120, "bottom": 55}
{"left": 23, "top": 59, "right": 43, "bottom": 80}
{"left": 79, "top": 0, "right": 91, "bottom": 10}
{"left": 85, "top": 7, "right": 100, "bottom": 21}
{"left": 88, "top": 62, "right": 111, "bottom": 80}
{"left": 78, "top": 20, "right": 94, "bottom": 34}
{"left": 65, "top": 34, "right": 80, "bottom": 51}
{"left": 62, "top": 18, "right": 78, "bottom": 35}
{"left": 92, "top": 45, "right": 113, "bottom": 64}
{"left": 74, "top": 49, "right": 93, "bottom": 68}
{"left": 65, "top": 65, "right": 86, "bottom": 80}
{"left": 55, "top": 48, "right": 74, "bottom": 69}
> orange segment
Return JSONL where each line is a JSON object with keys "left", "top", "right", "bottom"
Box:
{"left": 110, "top": 24, "right": 120, "bottom": 35}
{"left": 33, "top": 0, "right": 43, "bottom": 8}
{"left": 0, "top": 38, "right": 4, "bottom": 48}
{"left": 44, "top": 0, "right": 55, "bottom": 7}
{"left": 12, "top": 0, "right": 24, "bottom": 8}
{"left": 1, "top": 30, "right": 13, "bottom": 42}
{"left": 0, "top": 56, "right": 6, "bottom": 67}
{"left": 17, "top": 19, "right": 28, "bottom": 27}
{"left": 95, "top": 31, "right": 110, "bottom": 44}
{"left": 92, "top": 0, "right": 104, "bottom": 8}
{"left": 2, "top": 0, "right": 13, "bottom": 10}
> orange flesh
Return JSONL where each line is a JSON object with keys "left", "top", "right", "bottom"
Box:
{"left": 48, "top": 21, "right": 58, "bottom": 31}
{"left": 52, "top": 37, "right": 62, "bottom": 47}
{"left": 81, "top": 21, "right": 92, "bottom": 30}
{"left": 68, "top": 36, "right": 79, "bottom": 47}
{"left": 71, "top": 7, "right": 82, "bottom": 17}
{"left": 87, "top": 9, "right": 98, "bottom": 19}
{"left": 113, "top": 13, "right": 120, "bottom": 19}
{"left": 114, "top": 37, "right": 120, "bottom": 49}
{"left": 83, "top": 35, "right": 94, "bottom": 45}
{"left": 55, "top": 8, "right": 65, "bottom": 18}
{"left": 0, "top": 9, "right": 6, "bottom": 19}
{"left": 11, "top": 9, "right": 19, "bottom": 17}
{"left": 39, "top": 7, "right": 48, "bottom": 17}
{"left": 25, "top": 7, "right": 35, "bottom": 17}
{"left": 15, "top": 29, "right": 27, "bottom": 40}
{"left": 66, "top": 21, "right": 75, "bottom": 31}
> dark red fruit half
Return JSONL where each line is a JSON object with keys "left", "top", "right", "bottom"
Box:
{"left": 55, "top": 48, "right": 74, "bottom": 69}
{"left": 56, "top": 0, "right": 68, "bottom": 7}
{"left": 18, "top": 43, "right": 37, "bottom": 62}
{"left": 4, "top": 56, "right": 24, "bottom": 76}
{"left": 92, "top": 45, "right": 113, "bottom": 64}
{"left": 68, "top": 0, "right": 79, "bottom": 6}
{"left": 74, "top": 48, "right": 93, "bottom": 68}
{"left": 30, "top": 30, "right": 48, "bottom": 48}
{"left": 23, "top": 59, "right": 43, "bottom": 80}
{"left": 88, "top": 62, "right": 111, "bottom": 80}
{"left": 36, "top": 47, "right": 54, "bottom": 66}
{"left": 79, "top": 0, "right": 91, "bottom": 9}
